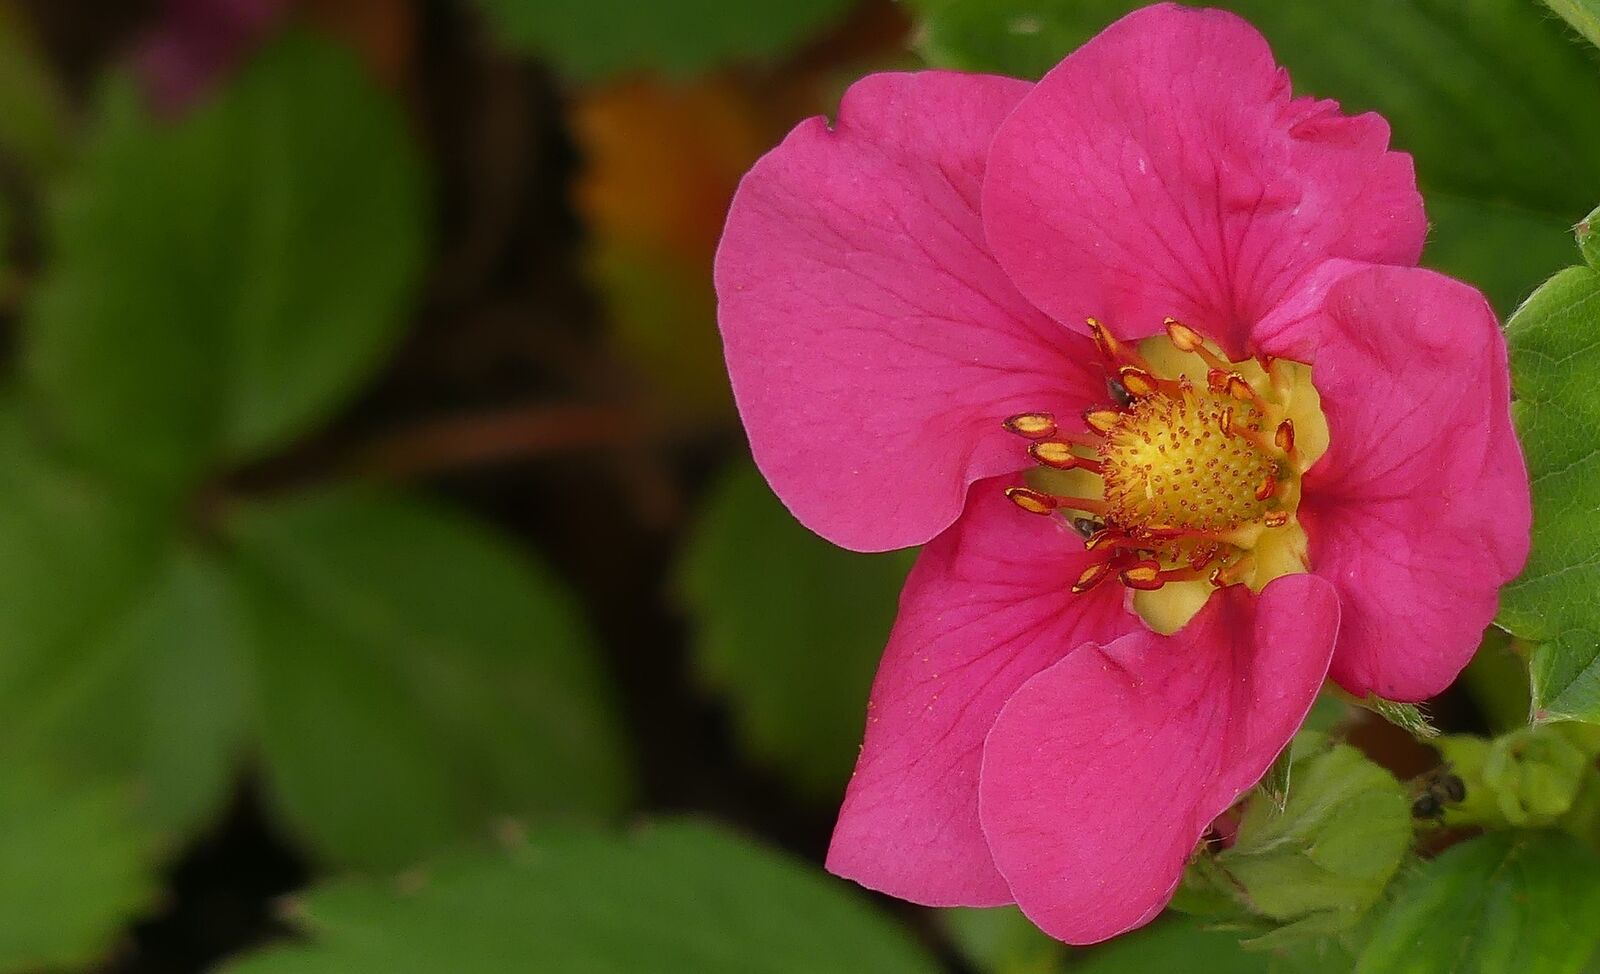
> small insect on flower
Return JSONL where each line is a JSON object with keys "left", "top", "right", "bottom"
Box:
{"left": 716, "top": 0, "right": 1530, "bottom": 947}
{"left": 1410, "top": 765, "right": 1468, "bottom": 821}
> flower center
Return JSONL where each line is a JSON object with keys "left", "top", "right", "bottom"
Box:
{"left": 1001, "top": 317, "right": 1329, "bottom": 634}
{"left": 1099, "top": 389, "right": 1276, "bottom": 533}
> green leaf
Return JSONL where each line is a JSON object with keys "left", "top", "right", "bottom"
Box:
{"left": 219, "top": 821, "right": 941, "bottom": 973}
{"left": 1075, "top": 917, "right": 1262, "bottom": 973}
{"left": 1184, "top": 743, "right": 1411, "bottom": 944}
{"left": 1501, "top": 264, "right": 1600, "bottom": 722}
{"left": 1578, "top": 204, "right": 1600, "bottom": 272}
{"left": 227, "top": 487, "right": 632, "bottom": 868}
{"left": 0, "top": 407, "right": 246, "bottom": 837}
{"left": 0, "top": 759, "right": 159, "bottom": 973}
{"left": 3, "top": 544, "right": 250, "bottom": 838}
{"left": 908, "top": 0, "right": 1600, "bottom": 313}
{"left": 678, "top": 463, "right": 913, "bottom": 798}
{"left": 470, "top": 0, "right": 854, "bottom": 80}
{"left": 943, "top": 906, "right": 1067, "bottom": 974}
{"left": 1459, "top": 626, "right": 1532, "bottom": 734}
{"left": 1420, "top": 193, "right": 1578, "bottom": 319}
{"left": 0, "top": 4, "right": 70, "bottom": 176}
{"left": 1545, "top": 0, "right": 1600, "bottom": 51}
{"left": 26, "top": 32, "right": 425, "bottom": 487}
{"left": 1357, "top": 831, "right": 1600, "bottom": 974}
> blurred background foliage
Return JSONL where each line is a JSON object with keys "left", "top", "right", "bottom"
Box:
{"left": 0, "top": 0, "right": 1595, "bottom": 971}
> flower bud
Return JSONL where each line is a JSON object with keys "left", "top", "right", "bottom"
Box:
{"left": 1484, "top": 726, "right": 1591, "bottom": 825}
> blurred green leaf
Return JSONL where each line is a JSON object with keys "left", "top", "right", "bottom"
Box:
{"left": 943, "top": 906, "right": 1066, "bottom": 974}
{"left": 0, "top": 3, "right": 70, "bottom": 176}
{"left": 591, "top": 240, "right": 732, "bottom": 418}
{"left": 1073, "top": 914, "right": 1349, "bottom": 973}
{"left": 1545, "top": 0, "right": 1600, "bottom": 51}
{"left": 470, "top": 0, "right": 854, "bottom": 80}
{"left": 1459, "top": 627, "right": 1531, "bottom": 734}
{"left": 26, "top": 31, "right": 425, "bottom": 488}
{"left": 679, "top": 463, "right": 913, "bottom": 798}
{"left": 1356, "top": 831, "right": 1600, "bottom": 974}
{"left": 908, "top": 0, "right": 1600, "bottom": 313}
{"left": 0, "top": 759, "right": 159, "bottom": 973}
{"left": 0, "top": 408, "right": 245, "bottom": 837}
{"left": 227, "top": 487, "right": 631, "bottom": 869}
{"left": 1500, "top": 263, "right": 1600, "bottom": 723}
{"left": 4, "top": 543, "right": 250, "bottom": 838}
{"left": 1421, "top": 193, "right": 1577, "bottom": 318}
{"left": 220, "top": 820, "right": 940, "bottom": 973}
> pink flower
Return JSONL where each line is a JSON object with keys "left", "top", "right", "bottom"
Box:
{"left": 714, "top": 2, "right": 1530, "bottom": 946}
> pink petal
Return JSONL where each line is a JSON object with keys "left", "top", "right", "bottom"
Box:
{"left": 981, "top": 3, "right": 1425, "bottom": 357}
{"left": 978, "top": 574, "right": 1340, "bottom": 944}
{"left": 826, "top": 481, "right": 1134, "bottom": 905}
{"left": 1252, "top": 262, "right": 1531, "bottom": 700}
{"left": 716, "top": 71, "right": 1104, "bottom": 553}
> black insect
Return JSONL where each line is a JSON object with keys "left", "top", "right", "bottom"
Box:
{"left": 1105, "top": 376, "right": 1133, "bottom": 408}
{"left": 1071, "top": 516, "right": 1105, "bottom": 539}
{"left": 1411, "top": 766, "right": 1467, "bottom": 820}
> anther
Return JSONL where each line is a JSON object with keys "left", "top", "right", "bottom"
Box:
{"left": 1004, "top": 413, "right": 1057, "bottom": 439}
{"left": 1167, "top": 318, "right": 1231, "bottom": 371}
{"left": 1084, "top": 408, "right": 1122, "bottom": 435}
{"left": 1037, "top": 443, "right": 1104, "bottom": 474}
{"left": 1029, "top": 442, "right": 1103, "bottom": 474}
{"left": 1085, "top": 317, "right": 1125, "bottom": 363}
{"left": 1254, "top": 472, "right": 1278, "bottom": 502}
{"left": 1004, "top": 486, "right": 1058, "bottom": 515}
{"left": 1224, "top": 374, "right": 1259, "bottom": 405}
{"left": 1072, "top": 562, "right": 1113, "bottom": 594}
{"left": 1084, "top": 529, "right": 1125, "bottom": 551}
{"left": 1164, "top": 317, "right": 1204, "bottom": 352}
{"left": 1119, "top": 560, "right": 1165, "bottom": 591}
{"left": 1265, "top": 356, "right": 1291, "bottom": 402}
{"left": 1086, "top": 317, "right": 1152, "bottom": 370}
{"left": 1117, "top": 366, "right": 1160, "bottom": 399}
{"left": 1263, "top": 510, "right": 1289, "bottom": 528}
{"left": 1275, "top": 419, "right": 1295, "bottom": 455}
{"left": 1217, "top": 405, "right": 1234, "bottom": 438}
{"left": 1028, "top": 441, "right": 1073, "bottom": 468}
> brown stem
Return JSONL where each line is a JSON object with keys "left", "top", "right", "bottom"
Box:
{"left": 349, "top": 402, "right": 637, "bottom": 479}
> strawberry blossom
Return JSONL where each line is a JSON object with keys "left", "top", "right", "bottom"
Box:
{"left": 714, "top": 3, "right": 1530, "bottom": 944}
